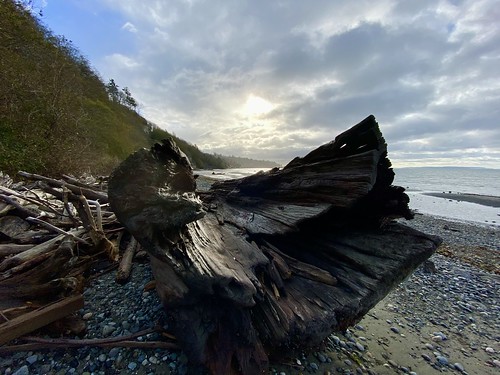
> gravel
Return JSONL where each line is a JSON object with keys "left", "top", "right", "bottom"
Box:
{"left": 1, "top": 213, "right": 499, "bottom": 375}
{"left": 1, "top": 262, "right": 187, "bottom": 375}
{"left": 402, "top": 213, "right": 499, "bottom": 250}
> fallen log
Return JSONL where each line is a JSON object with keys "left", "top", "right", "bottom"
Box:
{"left": 115, "top": 235, "right": 138, "bottom": 284}
{"left": 18, "top": 171, "right": 108, "bottom": 203}
{"left": 0, "top": 243, "right": 33, "bottom": 258}
{"left": 108, "top": 115, "right": 441, "bottom": 374}
{"left": 0, "top": 229, "right": 85, "bottom": 272}
{"left": 0, "top": 294, "right": 84, "bottom": 346}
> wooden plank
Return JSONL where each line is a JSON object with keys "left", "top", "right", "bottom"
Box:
{"left": 0, "top": 294, "right": 84, "bottom": 346}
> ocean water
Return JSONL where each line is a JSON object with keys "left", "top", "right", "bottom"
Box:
{"left": 393, "top": 167, "right": 500, "bottom": 196}
{"left": 196, "top": 167, "right": 500, "bottom": 226}
{"left": 394, "top": 167, "right": 500, "bottom": 226}
{"left": 196, "top": 168, "right": 271, "bottom": 181}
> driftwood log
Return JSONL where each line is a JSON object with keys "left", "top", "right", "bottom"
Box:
{"left": 108, "top": 115, "right": 441, "bottom": 374}
{"left": 0, "top": 173, "right": 124, "bottom": 344}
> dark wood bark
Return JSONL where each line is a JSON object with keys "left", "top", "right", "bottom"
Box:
{"left": 108, "top": 115, "right": 441, "bottom": 375}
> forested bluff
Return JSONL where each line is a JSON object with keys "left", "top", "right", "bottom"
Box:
{"left": 0, "top": 1, "right": 277, "bottom": 178}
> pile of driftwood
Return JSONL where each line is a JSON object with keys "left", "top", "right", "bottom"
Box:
{"left": 108, "top": 115, "right": 442, "bottom": 374}
{"left": 0, "top": 171, "right": 169, "bottom": 351}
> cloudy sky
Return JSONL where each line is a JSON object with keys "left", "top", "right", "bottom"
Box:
{"left": 41, "top": 0, "right": 500, "bottom": 167}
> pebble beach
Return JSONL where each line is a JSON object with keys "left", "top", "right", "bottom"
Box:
{"left": 1, "top": 214, "right": 499, "bottom": 375}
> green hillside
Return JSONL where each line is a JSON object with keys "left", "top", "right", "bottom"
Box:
{"left": 0, "top": 0, "right": 228, "bottom": 177}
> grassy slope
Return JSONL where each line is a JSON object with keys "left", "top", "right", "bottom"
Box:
{"left": 0, "top": 1, "right": 229, "bottom": 177}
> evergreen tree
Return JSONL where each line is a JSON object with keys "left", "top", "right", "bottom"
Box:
{"left": 122, "top": 87, "right": 137, "bottom": 110}
{"left": 105, "top": 79, "right": 120, "bottom": 102}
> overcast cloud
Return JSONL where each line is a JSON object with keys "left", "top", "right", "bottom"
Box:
{"left": 44, "top": 0, "right": 500, "bottom": 167}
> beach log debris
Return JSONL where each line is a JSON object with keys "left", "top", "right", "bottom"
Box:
{"left": 108, "top": 115, "right": 442, "bottom": 374}
{"left": 0, "top": 173, "right": 130, "bottom": 344}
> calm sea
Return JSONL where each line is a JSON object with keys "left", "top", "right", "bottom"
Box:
{"left": 394, "top": 167, "right": 500, "bottom": 197}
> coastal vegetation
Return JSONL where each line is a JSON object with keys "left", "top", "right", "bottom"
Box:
{"left": 0, "top": 0, "right": 268, "bottom": 177}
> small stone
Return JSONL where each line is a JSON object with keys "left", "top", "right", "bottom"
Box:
{"left": 309, "top": 362, "right": 319, "bottom": 371}
{"left": 485, "top": 347, "right": 495, "bottom": 354}
{"left": 26, "top": 355, "right": 38, "bottom": 365}
{"left": 149, "top": 356, "right": 159, "bottom": 364}
{"left": 424, "top": 343, "right": 434, "bottom": 350}
{"left": 82, "top": 312, "right": 93, "bottom": 320}
{"left": 355, "top": 343, "right": 365, "bottom": 352}
{"left": 12, "top": 365, "right": 29, "bottom": 375}
{"left": 98, "top": 354, "right": 107, "bottom": 362}
{"left": 331, "top": 335, "right": 340, "bottom": 345}
{"left": 317, "top": 353, "right": 327, "bottom": 363}
{"left": 344, "top": 359, "right": 352, "bottom": 366}
{"left": 141, "top": 359, "right": 148, "bottom": 366}
{"left": 127, "top": 362, "right": 137, "bottom": 370}
{"left": 115, "top": 355, "right": 123, "bottom": 366}
{"left": 492, "top": 359, "right": 500, "bottom": 367}
{"left": 436, "top": 356, "right": 448, "bottom": 366}
{"left": 108, "top": 347, "right": 120, "bottom": 359}
{"left": 388, "top": 360, "right": 398, "bottom": 368}
{"left": 453, "top": 363, "right": 464, "bottom": 372}
{"left": 40, "top": 365, "right": 52, "bottom": 373}
{"left": 102, "top": 325, "right": 116, "bottom": 337}
{"left": 421, "top": 354, "right": 431, "bottom": 362}
{"left": 390, "top": 327, "right": 400, "bottom": 334}
{"left": 432, "top": 331, "right": 447, "bottom": 341}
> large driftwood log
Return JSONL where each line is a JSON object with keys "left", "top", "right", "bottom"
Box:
{"left": 108, "top": 115, "right": 441, "bottom": 374}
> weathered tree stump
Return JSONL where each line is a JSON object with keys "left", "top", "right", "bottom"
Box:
{"left": 108, "top": 115, "right": 441, "bottom": 374}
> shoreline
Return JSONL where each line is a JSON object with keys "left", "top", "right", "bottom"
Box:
{"left": 0, "top": 213, "right": 499, "bottom": 374}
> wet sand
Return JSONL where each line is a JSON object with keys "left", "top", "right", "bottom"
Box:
{"left": 423, "top": 192, "right": 500, "bottom": 208}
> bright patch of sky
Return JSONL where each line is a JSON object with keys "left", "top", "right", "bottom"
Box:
{"left": 41, "top": 0, "right": 500, "bottom": 167}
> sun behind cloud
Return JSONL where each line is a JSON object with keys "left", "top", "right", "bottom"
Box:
{"left": 241, "top": 94, "right": 276, "bottom": 117}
